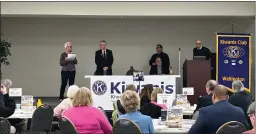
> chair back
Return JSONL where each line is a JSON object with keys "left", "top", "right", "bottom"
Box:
{"left": 0, "top": 118, "right": 11, "bottom": 134}
{"left": 216, "top": 121, "right": 247, "bottom": 134}
{"left": 98, "top": 106, "right": 108, "bottom": 119}
{"left": 113, "top": 119, "right": 142, "bottom": 134}
{"left": 30, "top": 104, "right": 54, "bottom": 132}
{"left": 59, "top": 116, "right": 77, "bottom": 134}
{"left": 192, "top": 110, "right": 199, "bottom": 120}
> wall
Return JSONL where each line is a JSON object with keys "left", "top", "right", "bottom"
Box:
{"left": 1, "top": 17, "right": 254, "bottom": 97}
{"left": 1, "top": 2, "right": 255, "bottom": 17}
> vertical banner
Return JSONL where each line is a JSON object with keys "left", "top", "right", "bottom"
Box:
{"left": 216, "top": 33, "right": 251, "bottom": 92}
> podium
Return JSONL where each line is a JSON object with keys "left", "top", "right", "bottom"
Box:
{"left": 183, "top": 60, "right": 211, "bottom": 105}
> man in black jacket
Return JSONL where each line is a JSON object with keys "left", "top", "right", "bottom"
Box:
{"left": 193, "top": 40, "right": 211, "bottom": 60}
{"left": 194, "top": 80, "right": 217, "bottom": 112}
{"left": 229, "top": 80, "right": 253, "bottom": 129}
{"left": 149, "top": 44, "right": 170, "bottom": 75}
{"left": 2, "top": 79, "right": 28, "bottom": 132}
{"left": 0, "top": 84, "right": 15, "bottom": 118}
{"left": 95, "top": 40, "right": 114, "bottom": 75}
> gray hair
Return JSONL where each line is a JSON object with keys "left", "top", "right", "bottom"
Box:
{"left": 247, "top": 102, "right": 255, "bottom": 115}
{"left": 64, "top": 42, "right": 71, "bottom": 48}
{"left": 67, "top": 85, "right": 79, "bottom": 99}
{"left": 1, "top": 79, "right": 12, "bottom": 89}
{"left": 206, "top": 80, "right": 218, "bottom": 91}
{"left": 232, "top": 80, "right": 244, "bottom": 92}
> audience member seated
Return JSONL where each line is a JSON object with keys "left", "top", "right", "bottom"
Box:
{"left": 54, "top": 85, "right": 79, "bottom": 118}
{"left": 63, "top": 87, "right": 112, "bottom": 134}
{"left": 112, "top": 84, "right": 136, "bottom": 123}
{"left": 1, "top": 79, "right": 29, "bottom": 132}
{"left": 188, "top": 85, "right": 249, "bottom": 134}
{"left": 0, "top": 83, "right": 16, "bottom": 133}
{"left": 140, "top": 87, "right": 167, "bottom": 119}
{"left": 139, "top": 84, "right": 153, "bottom": 107}
{"left": 243, "top": 102, "right": 255, "bottom": 134}
{"left": 118, "top": 90, "right": 154, "bottom": 134}
{"left": 194, "top": 80, "right": 217, "bottom": 112}
{"left": 229, "top": 80, "right": 252, "bottom": 129}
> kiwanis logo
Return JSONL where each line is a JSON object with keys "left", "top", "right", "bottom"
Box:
{"left": 92, "top": 80, "right": 107, "bottom": 95}
{"left": 222, "top": 46, "right": 245, "bottom": 59}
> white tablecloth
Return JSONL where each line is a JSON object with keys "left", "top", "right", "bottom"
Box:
{"left": 8, "top": 109, "right": 33, "bottom": 119}
{"left": 154, "top": 119, "right": 195, "bottom": 134}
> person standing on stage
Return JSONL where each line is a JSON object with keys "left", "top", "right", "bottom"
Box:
{"left": 149, "top": 44, "right": 170, "bottom": 75}
{"left": 193, "top": 40, "right": 211, "bottom": 60}
{"left": 95, "top": 40, "right": 114, "bottom": 75}
{"left": 59, "top": 41, "right": 78, "bottom": 101}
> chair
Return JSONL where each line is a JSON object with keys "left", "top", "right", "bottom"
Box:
{"left": 216, "top": 121, "right": 247, "bottom": 134}
{"left": 59, "top": 116, "right": 77, "bottom": 134}
{"left": 30, "top": 104, "right": 54, "bottom": 132}
{"left": 113, "top": 119, "right": 142, "bottom": 134}
{"left": 98, "top": 106, "right": 108, "bottom": 119}
{"left": 192, "top": 110, "right": 199, "bottom": 120}
{"left": 0, "top": 118, "right": 11, "bottom": 134}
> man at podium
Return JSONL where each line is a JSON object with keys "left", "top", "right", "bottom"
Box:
{"left": 193, "top": 40, "right": 211, "bottom": 60}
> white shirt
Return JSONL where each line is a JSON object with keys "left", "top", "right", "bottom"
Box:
{"left": 102, "top": 50, "right": 106, "bottom": 57}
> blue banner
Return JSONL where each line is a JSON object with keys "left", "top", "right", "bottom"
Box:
{"left": 216, "top": 33, "right": 251, "bottom": 92}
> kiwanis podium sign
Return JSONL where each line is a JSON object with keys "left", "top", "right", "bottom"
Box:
{"left": 216, "top": 33, "right": 252, "bottom": 93}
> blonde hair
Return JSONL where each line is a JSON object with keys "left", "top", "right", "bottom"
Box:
{"left": 126, "top": 84, "right": 136, "bottom": 91}
{"left": 67, "top": 85, "right": 79, "bottom": 99}
{"left": 72, "top": 87, "right": 93, "bottom": 107}
{"left": 120, "top": 90, "right": 140, "bottom": 112}
{"left": 151, "top": 87, "right": 163, "bottom": 101}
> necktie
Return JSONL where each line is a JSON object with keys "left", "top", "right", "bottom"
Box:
{"left": 104, "top": 51, "right": 106, "bottom": 59}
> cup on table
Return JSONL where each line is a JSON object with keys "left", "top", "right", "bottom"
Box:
{"left": 16, "top": 104, "right": 21, "bottom": 109}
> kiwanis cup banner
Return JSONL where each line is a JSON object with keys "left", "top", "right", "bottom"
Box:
{"left": 90, "top": 76, "right": 176, "bottom": 110}
{"left": 216, "top": 33, "right": 251, "bottom": 92}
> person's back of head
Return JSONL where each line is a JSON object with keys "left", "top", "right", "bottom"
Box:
{"left": 151, "top": 87, "right": 163, "bottom": 102}
{"left": 139, "top": 84, "right": 153, "bottom": 99}
{"left": 205, "top": 80, "right": 217, "bottom": 94}
{"left": 67, "top": 85, "right": 80, "bottom": 99}
{"left": 126, "top": 84, "right": 136, "bottom": 92}
{"left": 212, "top": 85, "right": 229, "bottom": 104}
{"left": 232, "top": 80, "right": 244, "bottom": 93}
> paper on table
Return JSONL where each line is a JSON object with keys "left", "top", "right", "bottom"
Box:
{"left": 182, "top": 87, "right": 194, "bottom": 95}
{"left": 9, "top": 88, "right": 22, "bottom": 97}
{"left": 67, "top": 54, "right": 76, "bottom": 60}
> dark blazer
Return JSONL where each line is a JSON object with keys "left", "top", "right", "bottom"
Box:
{"left": 95, "top": 49, "right": 114, "bottom": 75}
{"left": 0, "top": 93, "right": 16, "bottom": 118}
{"left": 229, "top": 91, "right": 253, "bottom": 129}
{"left": 229, "top": 91, "right": 252, "bottom": 114}
{"left": 140, "top": 96, "right": 150, "bottom": 108}
{"left": 194, "top": 93, "right": 213, "bottom": 112}
{"left": 149, "top": 52, "right": 170, "bottom": 75}
{"left": 188, "top": 100, "right": 249, "bottom": 134}
{"left": 193, "top": 46, "right": 211, "bottom": 60}
{"left": 140, "top": 103, "right": 162, "bottom": 119}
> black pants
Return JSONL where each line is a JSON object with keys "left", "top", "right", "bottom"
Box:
{"left": 59, "top": 71, "right": 76, "bottom": 99}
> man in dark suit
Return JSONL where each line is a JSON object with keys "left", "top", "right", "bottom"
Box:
{"left": 193, "top": 40, "right": 211, "bottom": 60}
{"left": 149, "top": 44, "right": 170, "bottom": 75}
{"left": 229, "top": 80, "right": 253, "bottom": 129}
{"left": 95, "top": 40, "right": 114, "bottom": 75}
{"left": 188, "top": 85, "right": 249, "bottom": 134}
{"left": 194, "top": 80, "right": 217, "bottom": 112}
